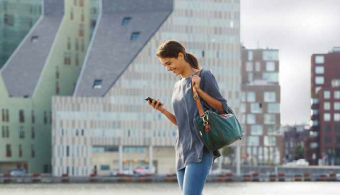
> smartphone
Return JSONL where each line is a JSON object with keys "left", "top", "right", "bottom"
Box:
{"left": 145, "top": 97, "right": 162, "bottom": 106}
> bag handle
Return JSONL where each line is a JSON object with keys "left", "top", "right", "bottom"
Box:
{"left": 191, "top": 69, "right": 205, "bottom": 117}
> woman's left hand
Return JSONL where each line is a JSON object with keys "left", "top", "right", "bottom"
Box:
{"left": 191, "top": 75, "right": 201, "bottom": 91}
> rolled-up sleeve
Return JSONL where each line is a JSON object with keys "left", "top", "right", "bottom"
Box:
{"left": 200, "top": 70, "right": 229, "bottom": 114}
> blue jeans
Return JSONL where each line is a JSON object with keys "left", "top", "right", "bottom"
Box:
{"left": 176, "top": 147, "right": 213, "bottom": 195}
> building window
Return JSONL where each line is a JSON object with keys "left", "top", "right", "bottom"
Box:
{"left": 56, "top": 69, "right": 59, "bottom": 79}
{"left": 250, "top": 125, "right": 263, "bottom": 135}
{"left": 19, "top": 110, "right": 24, "bottom": 123}
{"left": 240, "top": 103, "right": 246, "bottom": 113}
{"left": 266, "top": 62, "right": 275, "bottom": 71}
{"left": 19, "top": 126, "right": 25, "bottom": 139}
{"left": 67, "top": 37, "right": 71, "bottom": 50}
{"left": 334, "top": 113, "right": 340, "bottom": 122}
{"left": 31, "top": 35, "right": 39, "bottom": 43}
{"left": 334, "top": 91, "right": 340, "bottom": 99}
{"left": 64, "top": 52, "right": 71, "bottom": 65}
{"left": 4, "top": 14, "right": 14, "bottom": 26}
{"left": 334, "top": 102, "right": 340, "bottom": 110}
{"left": 2, "top": 109, "right": 9, "bottom": 122}
{"left": 75, "top": 53, "right": 79, "bottom": 66}
{"left": 81, "top": 10, "right": 84, "bottom": 22}
{"left": 315, "top": 55, "right": 324, "bottom": 64}
{"left": 263, "top": 50, "right": 278, "bottom": 61}
{"left": 311, "top": 109, "right": 319, "bottom": 115}
{"left": 315, "top": 76, "right": 324, "bottom": 85}
{"left": 247, "top": 92, "right": 256, "bottom": 102}
{"left": 31, "top": 110, "right": 35, "bottom": 123}
{"left": 264, "top": 136, "right": 277, "bottom": 146}
{"left": 251, "top": 103, "right": 262, "bottom": 113}
{"left": 255, "top": 62, "right": 261, "bottom": 72}
{"left": 310, "top": 120, "right": 319, "bottom": 126}
{"left": 19, "top": 144, "right": 22, "bottom": 157}
{"left": 315, "top": 66, "right": 324, "bottom": 74}
{"left": 44, "top": 111, "right": 48, "bottom": 124}
{"left": 93, "top": 79, "right": 103, "bottom": 89}
{"left": 100, "top": 165, "right": 110, "bottom": 171}
{"left": 31, "top": 145, "right": 35, "bottom": 158}
{"left": 248, "top": 73, "right": 253, "bottom": 82}
{"left": 324, "top": 113, "right": 331, "bottom": 122}
{"left": 2, "top": 126, "right": 9, "bottom": 138}
{"left": 324, "top": 91, "right": 331, "bottom": 99}
{"left": 335, "top": 125, "right": 340, "bottom": 133}
{"left": 336, "top": 137, "right": 340, "bottom": 144}
{"left": 267, "top": 103, "right": 280, "bottom": 113}
{"left": 264, "top": 114, "right": 276, "bottom": 124}
{"left": 324, "top": 137, "right": 331, "bottom": 144}
{"left": 264, "top": 92, "right": 276, "bottom": 102}
{"left": 32, "top": 127, "right": 35, "bottom": 139}
{"left": 70, "top": 8, "right": 73, "bottom": 20}
{"left": 315, "top": 87, "right": 321, "bottom": 94}
{"left": 75, "top": 39, "right": 79, "bottom": 51}
{"left": 247, "top": 114, "right": 256, "bottom": 124}
{"left": 246, "top": 62, "right": 253, "bottom": 72}
{"left": 6, "top": 144, "right": 11, "bottom": 157}
{"left": 202, "top": 50, "right": 205, "bottom": 58}
{"left": 122, "top": 17, "right": 131, "bottom": 26}
{"left": 130, "top": 32, "right": 140, "bottom": 41}
{"left": 247, "top": 136, "right": 259, "bottom": 146}
{"left": 325, "top": 124, "right": 331, "bottom": 132}
{"left": 324, "top": 102, "right": 331, "bottom": 110}
{"left": 56, "top": 81, "right": 60, "bottom": 94}
{"left": 81, "top": 39, "right": 85, "bottom": 52}
{"left": 310, "top": 142, "right": 318, "bottom": 148}
{"left": 331, "top": 79, "right": 340, "bottom": 87}
{"left": 67, "top": 146, "right": 70, "bottom": 157}
{"left": 248, "top": 51, "right": 253, "bottom": 61}
{"left": 80, "top": 0, "right": 84, "bottom": 7}
{"left": 79, "top": 24, "right": 84, "bottom": 36}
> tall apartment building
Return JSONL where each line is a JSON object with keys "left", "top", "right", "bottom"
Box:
{"left": 0, "top": 0, "right": 42, "bottom": 69}
{"left": 51, "top": 0, "right": 241, "bottom": 176}
{"left": 308, "top": 47, "right": 340, "bottom": 165}
{"left": 0, "top": 0, "right": 99, "bottom": 174}
{"left": 240, "top": 46, "right": 283, "bottom": 165}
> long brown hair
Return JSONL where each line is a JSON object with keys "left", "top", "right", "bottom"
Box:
{"left": 156, "top": 40, "right": 200, "bottom": 69}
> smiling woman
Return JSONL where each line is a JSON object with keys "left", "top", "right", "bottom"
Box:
{"left": 150, "top": 40, "right": 230, "bottom": 194}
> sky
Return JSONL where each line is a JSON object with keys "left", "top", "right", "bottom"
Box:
{"left": 240, "top": 0, "right": 340, "bottom": 125}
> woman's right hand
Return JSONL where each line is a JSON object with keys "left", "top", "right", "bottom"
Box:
{"left": 148, "top": 99, "right": 165, "bottom": 113}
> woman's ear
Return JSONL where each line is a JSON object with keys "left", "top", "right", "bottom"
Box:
{"left": 178, "top": 52, "right": 185, "bottom": 61}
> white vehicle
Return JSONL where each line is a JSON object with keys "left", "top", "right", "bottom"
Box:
{"left": 285, "top": 159, "right": 309, "bottom": 166}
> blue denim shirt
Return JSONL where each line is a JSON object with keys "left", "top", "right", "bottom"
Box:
{"left": 171, "top": 69, "right": 228, "bottom": 171}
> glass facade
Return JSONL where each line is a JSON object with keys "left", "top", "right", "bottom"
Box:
{"left": 0, "top": 0, "right": 42, "bottom": 68}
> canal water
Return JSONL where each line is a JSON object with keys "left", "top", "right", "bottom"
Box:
{"left": 0, "top": 182, "right": 338, "bottom": 195}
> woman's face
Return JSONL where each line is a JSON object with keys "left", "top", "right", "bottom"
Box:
{"left": 159, "top": 52, "right": 185, "bottom": 76}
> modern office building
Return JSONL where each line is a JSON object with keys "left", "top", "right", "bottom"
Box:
{"left": 240, "top": 46, "right": 283, "bottom": 165}
{"left": 308, "top": 47, "right": 340, "bottom": 165}
{"left": 0, "top": 0, "right": 99, "bottom": 174}
{"left": 51, "top": 0, "right": 241, "bottom": 176}
{"left": 0, "top": 0, "right": 42, "bottom": 69}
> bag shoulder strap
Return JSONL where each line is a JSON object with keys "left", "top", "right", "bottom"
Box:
{"left": 192, "top": 69, "right": 205, "bottom": 117}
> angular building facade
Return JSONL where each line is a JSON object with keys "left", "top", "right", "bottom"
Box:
{"left": 0, "top": 0, "right": 42, "bottom": 69}
{"left": 0, "top": 0, "right": 99, "bottom": 174}
{"left": 51, "top": 0, "right": 241, "bottom": 176}
{"left": 240, "top": 46, "right": 283, "bottom": 165}
{"left": 308, "top": 47, "right": 340, "bottom": 165}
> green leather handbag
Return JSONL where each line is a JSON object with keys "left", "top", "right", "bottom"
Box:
{"left": 192, "top": 70, "right": 243, "bottom": 151}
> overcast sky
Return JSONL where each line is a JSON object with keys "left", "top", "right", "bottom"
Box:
{"left": 240, "top": 0, "right": 340, "bottom": 125}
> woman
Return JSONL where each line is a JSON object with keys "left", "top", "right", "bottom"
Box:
{"left": 148, "top": 40, "right": 229, "bottom": 195}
